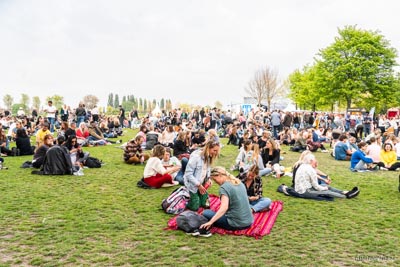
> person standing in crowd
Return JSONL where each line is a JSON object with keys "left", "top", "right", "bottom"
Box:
{"left": 60, "top": 104, "right": 70, "bottom": 122}
{"left": 270, "top": 110, "right": 281, "bottom": 139}
{"left": 118, "top": 105, "right": 125, "bottom": 127}
{"left": 91, "top": 105, "right": 100, "bottom": 122}
{"left": 44, "top": 100, "right": 57, "bottom": 133}
{"left": 75, "top": 103, "right": 86, "bottom": 127}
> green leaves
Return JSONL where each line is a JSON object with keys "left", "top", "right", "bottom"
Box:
{"left": 289, "top": 25, "right": 398, "bottom": 111}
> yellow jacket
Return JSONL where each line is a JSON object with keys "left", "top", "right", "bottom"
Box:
{"left": 380, "top": 150, "right": 397, "bottom": 166}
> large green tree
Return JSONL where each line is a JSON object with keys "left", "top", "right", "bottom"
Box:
{"left": 108, "top": 93, "right": 114, "bottom": 107}
{"left": 32, "top": 96, "right": 41, "bottom": 111}
{"left": 20, "top": 94, "right": 30, "bottom": 109}
{"left": 3, "top": 94, "right": 13, "bottom": 110}
{"left": 315, "top": 25, "right": 397, "bottom": 110}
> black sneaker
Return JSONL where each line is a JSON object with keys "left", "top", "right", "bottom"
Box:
{"left": 192, "top": 228, "right": 212, "bottom": 237}
{"left": 345, "top": 187, "right": 360, "bottom": 199}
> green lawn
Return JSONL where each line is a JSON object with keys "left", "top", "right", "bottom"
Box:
{"left": 0, "top": 129, "right": 399, "bottom": 266}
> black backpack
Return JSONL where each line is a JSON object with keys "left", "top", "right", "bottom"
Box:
{"left": 84, "top": 157, "right": 102, "bottom": 168}
{"left": 176, "top": 210, "right": 208, "bottom": 233}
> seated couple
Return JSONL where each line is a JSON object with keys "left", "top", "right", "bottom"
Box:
{"left": 349, "top": 142, "right": 400, "bottom": 171}
{"left": 142, "top": 145, "right": 188, "bottom": 188}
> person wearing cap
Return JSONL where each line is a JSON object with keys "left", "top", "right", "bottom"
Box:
{"left": 199, "top": 166, "right": 253, "bottom": 231}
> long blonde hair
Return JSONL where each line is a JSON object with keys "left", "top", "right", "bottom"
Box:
{"left": 211, "top": 166, "right": 241, "bottom": 185}
{"left": 201, "top": 140, "right": 220, "bottom": 165}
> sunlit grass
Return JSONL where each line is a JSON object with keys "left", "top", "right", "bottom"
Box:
{"left": 0, "top": 129, "right": 398, "bottom": 266}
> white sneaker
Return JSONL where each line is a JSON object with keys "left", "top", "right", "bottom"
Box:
{"left": 161, "top": 181, "right": 179, "bottom": 187}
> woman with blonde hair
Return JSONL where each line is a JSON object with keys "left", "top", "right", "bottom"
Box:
{"left": 184, "top": 140, "right": 220, "bottom": 211}
{"left": 199, "top": 166, "right": 253, "bottom": 233}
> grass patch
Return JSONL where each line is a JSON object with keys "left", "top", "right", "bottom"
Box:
{"left": 0, "top": 129, "right": 399, "bottom": 266}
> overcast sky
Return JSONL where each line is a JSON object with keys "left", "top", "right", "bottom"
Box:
{"left": 0, "top": 0, "right": 399, "bottom": 109}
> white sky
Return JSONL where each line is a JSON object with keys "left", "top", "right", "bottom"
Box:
{"left": 0, "top": 0, "right": 399, "bottom": 109}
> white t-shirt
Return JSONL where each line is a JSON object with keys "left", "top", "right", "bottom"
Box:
{"left": 144, "top": 157, "right": 167, "bottom": 178}
{"left": 46, "top": 105, "right": 57, "bottom": 118}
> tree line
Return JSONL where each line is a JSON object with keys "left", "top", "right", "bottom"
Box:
{"left": 245, "top": 25, "right": 400, "bottom": 114}
{"left": 1, "top": 93, "right": 173, "bottom": 116}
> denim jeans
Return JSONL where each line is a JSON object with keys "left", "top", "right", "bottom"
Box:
{"left": 47, "top": 117, "right": 55, "bottom": 132}
{"left": 174, "top": 157, "right": 188, "bottom": 185}
{"left": 77, "top": 116, "right": 85, "bottom": 127}
{"left": 249, "top": 197, "right": 271, "bottom": 212}
{"left": 259, "top": 167, "right": 272, "bottom": 176}
{"left": 202, "top": 210, "right": 251, "bottom": 231}
{"left": 305, "top": 186, "right": 345, "bottom": 198}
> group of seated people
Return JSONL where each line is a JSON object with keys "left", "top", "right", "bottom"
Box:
{"left": 331, "top": 129, "right": 400, "bottom": 172}
{"left": 127, "top": 123, "right": 279, "bottom": 236}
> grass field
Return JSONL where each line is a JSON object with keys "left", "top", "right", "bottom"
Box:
{"left": 0, "top": 129, "right": 399, "bottom": 266}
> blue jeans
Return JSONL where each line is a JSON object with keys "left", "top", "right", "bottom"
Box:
{"left": 47, "top": 117, "right": 55, "bottom": 132}
{"left": 77, "top": 116, "right": 85, "bottom": 127}
{"left": 272, "top": 125, "right": 280, "bottom": 139}
{"left": 259, "top": 167, "right": 272, "bottom": 176}
{"left": 174, "top": 157, "right": 188, "bottom": 185}
{"left": 249, "top": 197, "right": 271, "bottom": 212}
{"left": 304, "top": 186, "right": 345, "bottom": 198}
{"left": 202, "top": 210, "right": 251, "bottom": 231}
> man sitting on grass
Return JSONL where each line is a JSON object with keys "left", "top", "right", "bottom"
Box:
{"left": 294, "top": 153, "right": 359, "bottom": 199}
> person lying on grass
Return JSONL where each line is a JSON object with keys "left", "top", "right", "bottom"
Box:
{"left": 294, "top": 153, "right": 359, "bottom": 199}
{"left": 199, "top": 166, "right": 253, "bottom": 231}
{"left": 143, "top": 145, "right": 180, "bottom": 188}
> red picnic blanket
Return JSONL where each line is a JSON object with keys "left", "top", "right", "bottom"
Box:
{"left": 166, "top": 194, "right": 283, "bottom": 239}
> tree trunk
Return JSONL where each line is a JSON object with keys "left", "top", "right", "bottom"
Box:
{"left": 346, "top": 98, "right": 352, "bottom": 109}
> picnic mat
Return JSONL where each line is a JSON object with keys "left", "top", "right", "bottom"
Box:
{"left": 166, "top": 194, "right": 283, "bottom": 239}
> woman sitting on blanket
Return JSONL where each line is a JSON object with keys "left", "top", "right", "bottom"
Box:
{"left": 143, "top": 145, "right": 180, "bottom": 188}
{"left": 238, "top": 165, "right": 271, "bottom": 213}
{"left": 200, "top": 166, "right": 253, "bottom": 231}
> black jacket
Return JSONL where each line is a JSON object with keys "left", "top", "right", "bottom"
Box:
{"left": 40, "top": 145, "right": 73, "bottom": 175}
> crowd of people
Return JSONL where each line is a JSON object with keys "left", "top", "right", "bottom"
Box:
{"left": 1, "top": 102, "right": 399, "bottom": 236}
